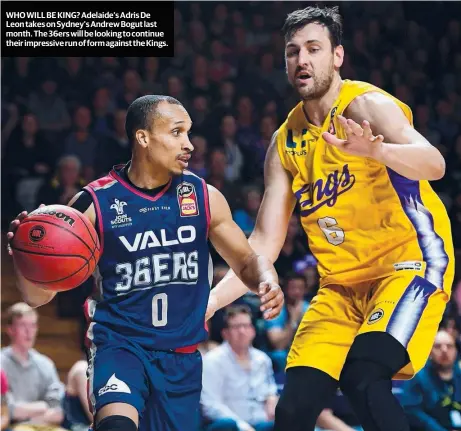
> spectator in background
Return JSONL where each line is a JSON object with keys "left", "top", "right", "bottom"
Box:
{"left": 248, "top": 115, "right": 277, "bottom": 180}
{"left": 28, "top": 78, "right": 71, "bottom": 143}
{"left": 63, "top": 106, "right": 98, "bottom": 182}
{"left": 166, "top": 75, "right": 190, "bottom": 111}
{"left": 91, "top": 87, "right": 114, "bottom": 138}
{"left": 233, "top": 185, "right": 262, "bottom": 237}
{"left": 205, "top": 148, "right": 238, "bottom": 210}
{"left": 8, "top": 57, "right": 35, "bottom": 109}
{"left": 273, "top": 215, "right": 309, "bottom": 277}
{"left": 62, "top": 359, "right": 92, "bottom": 431}
{"left": 235, "top": 96, "right": 258, "bottom": 148}
{"left": 401, "top": 329, "right": 461, "bottom": 431}
{"left": 201, "top": 305, "right": 278, "bottom": 431}
{"left": 142, "top": 57, "right": 163, "bottom": 95}
{"left": 293, "top": 254, "right": 320, "bottom": 300}
{"left": 1, "top": 370, "right": 10, "bottom": 431}
{"left": 190, "top": 55, "right": 212, "bottom": 97}
{"left": 116, "top": 69, "right": 143, "bottom": 110}
{"left": 265, "top": 273, "right": 310, "bottom": 373}
{"left": 1, "top": 103, "right": 19, "bottom": 151}
{"left": 0, "top": 303, "right": 64, "bottom": 428}
{"left": 188, "top": 135, "right": 208, "bottom": 178}
{"left": 95, "top": 109, "right": 130, "bottom": 176}
{"left": 36, "top": 155, "right": 84, "bottom": 207}
{"left": 3, "top": 113, "right": 52, "bottom": 180}
{"left": 60, "top": 57, "right": 91, "bottom": 111}
{"left": 218, "top": 115, "right": 244, "bottom": 183}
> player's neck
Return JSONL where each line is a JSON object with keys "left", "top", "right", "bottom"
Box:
{"left": 127, "top": 156, "right": 171, "bottom": 189}
{"left": 302, "top": 75, "right": 343, "bottom": 127}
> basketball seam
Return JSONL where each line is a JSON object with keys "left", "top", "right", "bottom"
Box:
{"left": 73, "top": 209, "right": 100, "bottom": 251}
{"left": 12, "top": 249, "right": 90, "bottom": 284}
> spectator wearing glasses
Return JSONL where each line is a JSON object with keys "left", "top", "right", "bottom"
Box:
{"left": 201, "top": 305, "right": 278, "bottom": 431}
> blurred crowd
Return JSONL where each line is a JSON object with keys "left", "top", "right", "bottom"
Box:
{"left": 1, "top": 1, "right": 461, "bottom": 430}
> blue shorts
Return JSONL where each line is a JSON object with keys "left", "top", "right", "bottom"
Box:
{"left": 88, "top": 343, "right": 203, "bottom": 431}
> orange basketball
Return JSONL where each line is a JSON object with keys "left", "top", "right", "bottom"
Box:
{"left": 11, "top": 205, "right": 101, "bottom": 291}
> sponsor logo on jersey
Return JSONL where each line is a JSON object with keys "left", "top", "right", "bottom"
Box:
{"left": 393, "top": 261, "right": 423, "bottom": 272}
{"left": 367, "top": 309, "right": 384, "bottom": 325}
{"left": 177, "top": 182, "right": 199, "bottom": 217}
{"left": 139, "top": 206, "right": 171, "bottom": 213}
{"left": 110, "top": 199, "right": 132, "bottom": 228}
{"left": 294, "top": 164, "right": 356, "bottom": 217}
{"left": 98, "top": 374, "right": 131, "bottom": 396}
{"left": 119, "top": 226, "right": 196, "bottom": 252}
{"left": 284, "top": 129, "right": 315, "bottom": 155}
{"left": 29, "top": 225, "right": 46, "bottom": 242}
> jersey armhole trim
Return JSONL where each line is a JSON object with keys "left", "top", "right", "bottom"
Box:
{"left": 84, "top": 185, "right": 105, "bottom": 256}
{"left": 201, "top": 179, "right": 211, "bottom": 239}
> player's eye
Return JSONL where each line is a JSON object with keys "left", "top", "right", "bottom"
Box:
{"left": 310, "top": 47, "right": 320, "bottom": 53}
{"left": 172, "top": 129, "right": 180, "bottom": 136}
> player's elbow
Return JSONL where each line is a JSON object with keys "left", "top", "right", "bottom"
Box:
{"left": 430, "top": 154, "right": 446, "bottom": 181}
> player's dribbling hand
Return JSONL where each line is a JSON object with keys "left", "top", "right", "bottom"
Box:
{"left": 322, "top": 115, "right": 384, "bottom": 160}
{"left": 7, "top": 204, "right": 46, "bottom": 255}
{"left": 259, "top": 281, "right": 284, "bottom": 320}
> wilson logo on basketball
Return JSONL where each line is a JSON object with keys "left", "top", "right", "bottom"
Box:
{"left": 32, "top": 209, "right": 75, "bottom": 227}
{"left": 177, "top": 182, "right": 199, "bottom": 217}
{"left": 29, "top": 225, "right": 46, "bottom": 242}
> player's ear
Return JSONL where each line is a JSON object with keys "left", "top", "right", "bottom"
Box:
{"left": 135, "top": 129, "right": 149, "bottom": 148}
{"left": 334, "top": 44, "right": 344, "bottom": 69}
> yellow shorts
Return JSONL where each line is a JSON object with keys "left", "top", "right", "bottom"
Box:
{"left": 286, "top": 271, "right": 451, "bottom": 381}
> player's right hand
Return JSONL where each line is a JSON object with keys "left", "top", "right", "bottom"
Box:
{"left": 259, "top": 281, "right": 284, "bottom": 320}
{"left": 7, "top": 204, "right": 45, "bottom": 255}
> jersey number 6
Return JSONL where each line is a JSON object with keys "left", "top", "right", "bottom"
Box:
{"left": 317, "top": 217, "right": 345, "bottom": 245}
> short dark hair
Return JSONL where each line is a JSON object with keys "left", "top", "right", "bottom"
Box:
{"left": 223, "top": 304, "right": 252, "bottom": 328}
{"left": 282, "top": 5, "right": 343, "bottom": 48}
{"left": 125, "top": 95, "right": 183, "bottom": 141}
{"left": 284, "top": 271, "right": 307, "bottom": 285}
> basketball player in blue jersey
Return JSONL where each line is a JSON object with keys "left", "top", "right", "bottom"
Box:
{"left": 7, "top": 95, "right": 285, "bottom": 431}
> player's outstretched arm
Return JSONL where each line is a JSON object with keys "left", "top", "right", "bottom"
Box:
{"left": 206, "top": 132, "right": 296, "bottom": 320}
{"left": 322, "top": 92, "right": 446, "bottom": 181}
{"left": 7, "top": 192, "right": 96, "bottom": 308}
{"left": 207, "top": 183, "right": 284, "bottom": 319}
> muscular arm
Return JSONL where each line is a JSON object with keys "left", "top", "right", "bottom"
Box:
{"left": 208, "top": 184, "right": 279, "bottom": 294}
{"left": 13, "top": 191, "right": 96, "bottom": 308}
{"left": 208, "top": 132, "right": 296, "bottom": 316}
{"left": 346, "top": 92, "right": 446, "bottom": 181}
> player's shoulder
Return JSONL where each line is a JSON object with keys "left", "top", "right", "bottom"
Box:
{"left": 86, "top": 173, "right": 118, "bottom": 192}
{"left": 279, "top": 101, "right": 304, "bottom": 132}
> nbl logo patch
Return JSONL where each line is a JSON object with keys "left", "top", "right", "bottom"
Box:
{"left": 29, "top": 225, "right": 46, "bottom": 242}
{"left": 367, "top": 308, "right": 384, "bottom": 325}
{"left": 177, "top": 182, "right": 199, "bottom": 217}
{"left": 328, "top": 106, "right": 338, "bottom": 135}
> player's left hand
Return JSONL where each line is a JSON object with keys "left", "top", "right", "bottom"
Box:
{"left": 259, "top": 281, "right": 284, "bottom": 320}
{"left": 322, "top": 115, "right": 384, "bottom": 159}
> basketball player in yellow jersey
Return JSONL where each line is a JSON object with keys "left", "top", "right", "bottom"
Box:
{"left": 205, "top": 5, "right": 455, "bottom": 431}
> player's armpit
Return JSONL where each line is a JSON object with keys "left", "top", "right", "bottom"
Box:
{"left": 67, "top": 191, "right": 97, "bottom": 227}
{"left": 346, "top": 92, "right": 446, "bottom": 180}
{"left": 249, "top": 132, "right": 296, "bottom": 262}
{"left": 207, "top": 184, "right": 278, "bottom": 291}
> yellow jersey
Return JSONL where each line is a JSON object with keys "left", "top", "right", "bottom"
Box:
{"left": 276, "top": 80, "right": 454, "bottom": 292}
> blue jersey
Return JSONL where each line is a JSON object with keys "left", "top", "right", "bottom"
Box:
{"left": 83, "top": 164, "right": 212, "bottom": 351}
